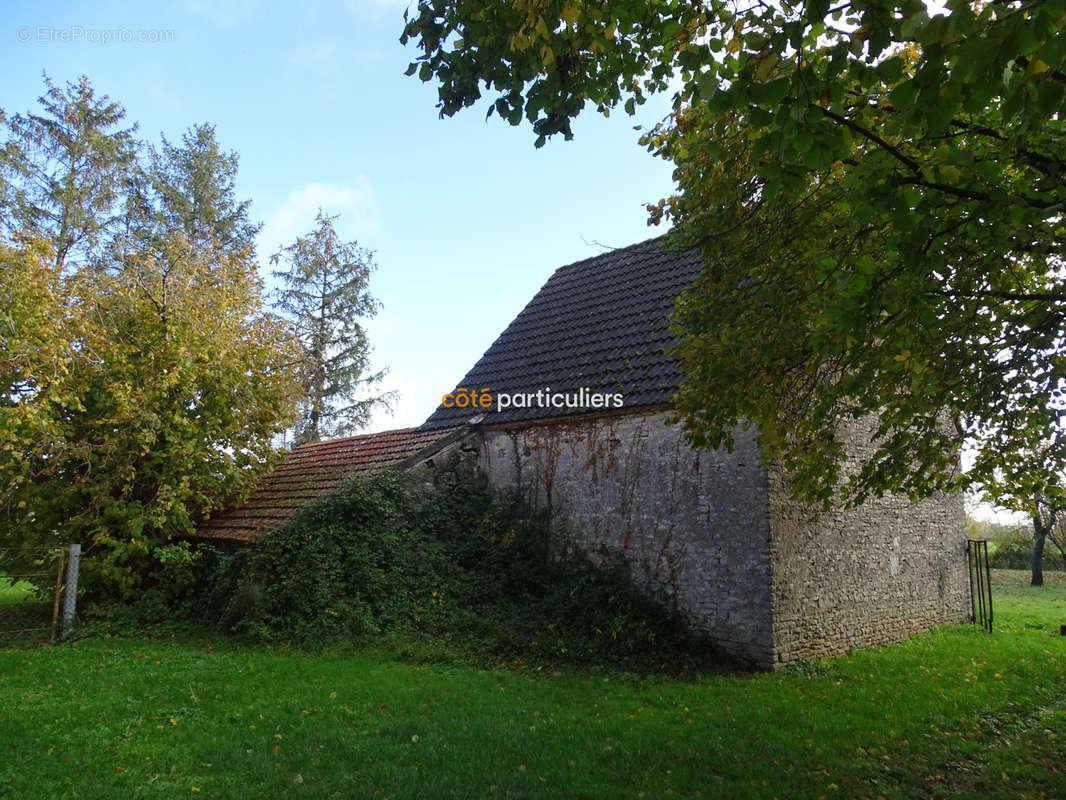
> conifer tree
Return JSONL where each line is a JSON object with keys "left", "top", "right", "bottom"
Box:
{"left": 0, "top": 74, "right": 136, "bottom": 270}
{"left": 151, "top": 123, "right": 261, "bottom": 255}
{"left": 271, "top": 212, "right": 393, "bottom": 445}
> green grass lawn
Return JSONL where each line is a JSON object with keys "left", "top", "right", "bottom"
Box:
{"left": 0, "top": 577, "right": 38, "bottom": 604}
{"left": 1, "top": 572, "right": 1064, "bottom": 800}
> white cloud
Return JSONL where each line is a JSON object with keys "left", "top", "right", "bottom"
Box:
{"left": 258, "top": 179, "right": 379, "bottom": 263}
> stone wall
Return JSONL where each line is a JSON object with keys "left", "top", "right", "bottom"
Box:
{"left": 475, "top": 410, "right": 777, "bottom": 665}
{"left": 767, "top": 419, "right": 970, "bottom": 665}
{"left": 469, "top": 409, "right": 969, "bottom": 668}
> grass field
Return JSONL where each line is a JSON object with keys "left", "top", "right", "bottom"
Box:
{"left": 0, "top": 571, "right": 1064, "bottom": 799}
{"left": 0, "top": 577, "right": 37, "bottom": 604}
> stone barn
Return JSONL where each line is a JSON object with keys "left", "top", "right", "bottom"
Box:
{"left": 198, "top": 237, "right": 969, "bottom": 668}
{"left": 418, "top": 237, "right": 969, "bottom": 667}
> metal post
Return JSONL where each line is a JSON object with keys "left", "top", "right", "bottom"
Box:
{"left": 966, "top": 539, "right": 993, "bottom": 633}
{"left": 967, "top": 540, "right": 977, "bottom": 624}
{"left": 980, "top": 546, "right": 989, "bottom": 631}
{"left": 60, "top": 544, "right": 80, "bottom": 642}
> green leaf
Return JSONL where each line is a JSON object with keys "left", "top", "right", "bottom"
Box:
{"left": 751, "top": 77, "right": 790, "bottom": 105}
{"left": 889, "top": 80, "right": 916, "bottom": 110}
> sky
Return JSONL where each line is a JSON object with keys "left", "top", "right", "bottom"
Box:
{"left": 1, "top": 0, "right": 677, "bottom": 432}
{"left": 0, "top": 1, "right": 1027, "bottom": 525}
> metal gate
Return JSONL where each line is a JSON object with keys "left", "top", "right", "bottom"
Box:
{"left": 967, "top": 539, "right": 993, "bottom": 633}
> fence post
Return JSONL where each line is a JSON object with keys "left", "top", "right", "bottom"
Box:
{"left": 50, "top": 547, "right": 68, "bottom": 642}
{"left": 59, "top": 543, "right": 81, "bottom": 642}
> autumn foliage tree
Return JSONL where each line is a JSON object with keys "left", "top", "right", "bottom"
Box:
{"left": 0, "top": 77, "right": 300, "bottom": 595}
{"left": 402, "top": 0, "right": 1066, "bottom": 507}
{"left": 0, "top": 235, "right": 299, "bottom": 594}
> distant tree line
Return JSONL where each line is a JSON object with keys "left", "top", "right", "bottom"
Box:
{"left": 967, "top": 515, "right": 1066, "bottom": 578}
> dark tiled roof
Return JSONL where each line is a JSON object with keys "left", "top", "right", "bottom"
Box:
{"left": 421, "top": 237, "right": 703, "bottom": 429}
{"left": 192, "top": 426, "right": 459, "bottom": 543}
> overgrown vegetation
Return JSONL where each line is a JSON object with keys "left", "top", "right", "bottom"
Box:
{"left": 187, "top": 466, "right": 707, "bottom": 671}
{"left": 967, "top": 517, "right": 1066, "bottom": 572}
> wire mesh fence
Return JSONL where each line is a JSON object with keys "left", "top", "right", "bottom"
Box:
{"left": 0, "top": 544, "right": 80, "bottom": 648}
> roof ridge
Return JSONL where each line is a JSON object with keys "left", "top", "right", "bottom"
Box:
{"left": 287, "top": 426, "right": 419, "bottom": 453}
{"left": 548, "top": 234, "right": 672, "bottom": 276}
{"left": 421, "top": 235, "right": 702, "bottom": 430}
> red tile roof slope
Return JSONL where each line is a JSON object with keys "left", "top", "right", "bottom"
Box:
{"left": 193, "top": 426, "right": 460, "bottom": 543}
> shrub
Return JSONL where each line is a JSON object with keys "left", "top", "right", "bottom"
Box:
{"left": 986, "top": 525, "right": 1066, "bottom": 571}
{"left": 198, "top": 464, "right": 706, "bottom": 668}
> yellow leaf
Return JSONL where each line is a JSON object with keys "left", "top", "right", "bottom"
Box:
{"left": 540, "top": 43, "right": 555, "bottom": 66}
{"left": 939, "top": 165, "right": 962, "bottom": 183}
{"left": 560, "top": 5, "right": 580, "bottom": 24}
{"left": 727, "top": 36, "right": 742, "bottom": 54}
{"left": 1023, "top": 58, "right": 1049, "bottom": 79}
{"left": 755, "top": 51, "right": 779, "bottom": 81}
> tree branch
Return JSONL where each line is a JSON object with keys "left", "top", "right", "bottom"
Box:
{"left": 815, "top": 104, "right": 922, "bottom": 176}
{"left": 928, "top": 288, "right": 1066, "bottom": 303}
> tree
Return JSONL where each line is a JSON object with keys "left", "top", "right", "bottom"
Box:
{"left": 0, "top": 239, "right": 73, "bottom": 535}
{"left": 115, "top": 123, "right": 261, "bottom": 269}
{"left": 0, "top": 74, "right": 137, "bottom": 270}
{"left": 149, "top": 122, "right": 261, "bottom": 256}
{"left": 271, "top": 212, "right": 393, "bottom": 445}
{"left": 980, "top": 441, "right": 1066, "bottom": 584}
{"left": 0, "top": 77, "right": 302, "bottom": 596}
{"left": 1010, "top": 491, "right": 1066, "bottom": 586}
{"left": 1050, "top": 514, "right": 1066, "bottom": 573}
{"left": 1030, "top": 501, "right": 1055, "bottom": 586}
{"left": 401, "top": 0, "right": 1066, "bottom": 506}
{"left": 0, "top": 236, "right": 300, "bottom": 594}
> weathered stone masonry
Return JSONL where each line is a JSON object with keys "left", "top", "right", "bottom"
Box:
{"left": 767, "top": 417, "right": 969, "bottom": 665}
{"left": 473, "top": 409, "right": 969, "bottom": 668}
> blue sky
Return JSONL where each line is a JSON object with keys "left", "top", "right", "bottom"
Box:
{"left": 2, "top": 0, "right": 678, "bottom": 432}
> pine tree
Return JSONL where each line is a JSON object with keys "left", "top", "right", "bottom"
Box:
{"left": 151, "top": 123, "right": 261, "bottom": 255}
{"left": 271, "top": 212, "right": 393, "bottom": 445}
{"left": 115, "top": 122, "right": 260, "bottom": 266}
{"left": 0, "top": 74, "right": 137, "bottom": 270}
